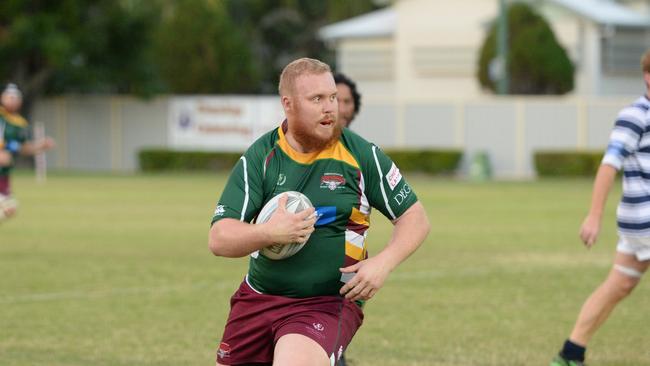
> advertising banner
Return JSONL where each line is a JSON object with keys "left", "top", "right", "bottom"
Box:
{"left": 169, "top": 96, "right": 284, "bottom": 151}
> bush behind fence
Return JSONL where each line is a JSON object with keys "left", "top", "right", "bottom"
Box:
{"left": 139, "top": 148, "right": 463, "bottom": 175}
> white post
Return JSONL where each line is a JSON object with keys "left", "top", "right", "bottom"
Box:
{"left": 34, "top": 122, "right": 47, "bottom": 183}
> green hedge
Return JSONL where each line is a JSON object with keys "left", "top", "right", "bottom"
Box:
{"left": 139, "top": 148, "right": 462, "bottom": 174}
{"left": 384, "top": 149, "right": 462, "bottom": 175}
{"left": 534, "top": 150, "right": 603, "bottom": 177}
{"left": 139, "top": 149, "right": 242, "bottom": 172}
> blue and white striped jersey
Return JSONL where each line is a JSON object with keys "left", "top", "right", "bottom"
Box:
{"left": 602, "top": 95, "right": 650, "bottom": 236}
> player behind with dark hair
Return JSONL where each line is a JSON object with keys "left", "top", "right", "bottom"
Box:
{"left": 334, "top": 73, "right": 361, "bottom": 128}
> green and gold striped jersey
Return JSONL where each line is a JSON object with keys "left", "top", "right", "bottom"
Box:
{"left": 212, "top": 121, "right": 418, "bottom": 298}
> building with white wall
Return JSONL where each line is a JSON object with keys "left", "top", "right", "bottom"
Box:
{"left": 319, "top": 0, "right": 650, "bottom": 98}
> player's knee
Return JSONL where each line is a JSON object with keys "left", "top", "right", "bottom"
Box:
{"left": 0, "top": 199, "right": 18, "bottom": 218}
{"left": 0, "top": 197, "right": 18, "bottom": 219}
{"left": 611, "top": 265, "right": 642, "bottom": 296}
{"left": 5, "top": 206, "right": 17, "bottom": 216}
{"left": 618, "top": 276, "right": 640, "bottom": 296}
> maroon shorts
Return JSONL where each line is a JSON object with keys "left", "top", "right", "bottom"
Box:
{"left": 0, "top": 175, "right": 10, "bottom": 196}
{"left": 215, "top": 279, "right": 364, "bottom": 366}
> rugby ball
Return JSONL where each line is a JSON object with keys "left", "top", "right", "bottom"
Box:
{"left": 257, "top": 191, "right": 314, "bottom": 260}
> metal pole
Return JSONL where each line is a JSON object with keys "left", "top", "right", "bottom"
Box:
{"left": 34, "top": 122, "right": 47, "bottom": 183}
{"left": 497, "top": 0, "right": 509, "bottom": 94}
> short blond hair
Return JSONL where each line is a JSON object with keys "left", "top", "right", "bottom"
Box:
{"left": 278, "top": 58, "right": 331, "bottom": 95}
{"left": 642, "top": 49, "right": 650, "bottom": 74}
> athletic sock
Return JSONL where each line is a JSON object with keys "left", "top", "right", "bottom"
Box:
{"left": 560, "top": 339, "right": 586, "bottom": 362}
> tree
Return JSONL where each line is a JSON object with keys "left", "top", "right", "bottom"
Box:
{"left": 224, "top": 0, "right": 383, "bottom": 93}
{"left": 0, "top": 0, "right": 162, "bottom": 101}
{"left": 0, "top": 0, "right": 384, "bottom": 99}
{"left": 477, "top": 3, "right": 575, "bottom": 94}
{"left": 152, "top": 0, "right": 260, "bottom": 94}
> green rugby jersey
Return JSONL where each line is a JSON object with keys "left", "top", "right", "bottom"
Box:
{"left": 0, "top": 107, "right": 30, "bottom": 177}
{"left": 212, "top": 121, "right": 418, "bottom": 298}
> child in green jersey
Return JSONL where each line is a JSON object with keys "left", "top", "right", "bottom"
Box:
{"left": 0, "top": 84, "right": 55, "bottom": 220}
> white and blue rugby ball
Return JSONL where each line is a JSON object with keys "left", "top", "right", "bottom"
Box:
{"left": 256, "top": 191, "right": 314, "bottom": 260}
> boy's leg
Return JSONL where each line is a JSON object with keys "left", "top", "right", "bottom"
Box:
{"left": 552, "top": 251, "right": 649, "bottom": 364}
{"left": 0, "top": 175, "right": 10, "bottom": 196}
{"left": 569, "top": 251, "right": 649, "bottom": 345}
{"left": 0, "top": 175, "right": 17, "bottom": 220}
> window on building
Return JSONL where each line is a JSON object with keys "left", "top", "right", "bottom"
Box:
{"left": 601, "top": 27, "right": 650, "bottom": 75}
{"left": 340, "top": 48, "right": 394, "bottom": 80}
{"left": 412, "top": 46, "right": 476, "bottom": 77}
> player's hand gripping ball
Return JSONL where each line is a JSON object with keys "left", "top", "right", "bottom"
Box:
{"left": 256, "top": 191, "right": 314, "bottom": 260}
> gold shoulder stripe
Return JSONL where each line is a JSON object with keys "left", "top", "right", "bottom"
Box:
{"left": 0, "top": 107, "right": 28, "bottom": 127}
{"left": 277, "top": 126, "right": 359, "bottom": 168}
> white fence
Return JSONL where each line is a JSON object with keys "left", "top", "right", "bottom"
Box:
{"left": 352, "top": 95, "right": 635, "bottom": 178}
{"left": 32, "top": 94, "right": 639, "bottom": 178}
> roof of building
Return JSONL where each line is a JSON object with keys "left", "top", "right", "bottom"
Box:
{"left": 318, "top": 1, "right": 650, "bottom": 41}
{"left": 318, "top": 8, "right": 395, "bottom": 41}
{"left": 548, "top": 0, "right": 650, "bottom": 27}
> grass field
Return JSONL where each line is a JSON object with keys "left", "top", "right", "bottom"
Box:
{"left": 1, "top": 172, "right": 649, "bottom": 366}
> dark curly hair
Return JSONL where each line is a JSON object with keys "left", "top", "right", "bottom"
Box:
{"left": 333, "top": 72, "right": 361, "bottom": 117}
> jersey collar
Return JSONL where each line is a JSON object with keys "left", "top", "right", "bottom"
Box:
{"left": 0, "top": 107, "right": 28, "bottom": 128}
{"left": 277, "top": 120, "right": 359, "bottom": 168}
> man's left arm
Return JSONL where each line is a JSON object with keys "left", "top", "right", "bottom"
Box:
{"left": 340, "top": 201, "right": 430, "bottom": 301}
{"left": 339, "top": 144, "right": 430, "bottom": 301}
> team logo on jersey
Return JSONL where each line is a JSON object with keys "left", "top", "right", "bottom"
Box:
{"left": 386, "top": 163, "right": 402, "bottom": 191}
{"left": 217, "top": 342, "right": 231, "bottom": 359}
{"left": 320, "top": 173, "right": 345, "bottom": 191}
{"left": 313, "top": 323, "right": 325, "bottom": 331}
{"left": 277, "top": 173, "right": 286, "bottom": 186}
{"left": 214, "top": 204, "right": 225, "bottom": 216}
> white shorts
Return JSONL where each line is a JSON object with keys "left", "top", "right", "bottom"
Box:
{"left": 617, "top": 235, "right": 650, "bottom": 261}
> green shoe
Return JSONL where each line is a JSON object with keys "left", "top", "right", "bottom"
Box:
{"left": 550, "top": 354, "right": 585, "bottom": 366}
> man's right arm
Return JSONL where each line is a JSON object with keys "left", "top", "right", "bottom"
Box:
{"left": 579, "top": 164, "right": 617, "bottom": 248}
{"left": 209, "top": 218, "right": 274, "bottom": 258}
{"left": 209, "top": 195, "right": 316, "bottom": 258}
{"left": 581, "top": 106, "right": 644, "bottom": 247}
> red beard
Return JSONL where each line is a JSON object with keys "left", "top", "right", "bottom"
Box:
{"left": 291, "top": 119, "right": 342, "bottom": 152}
